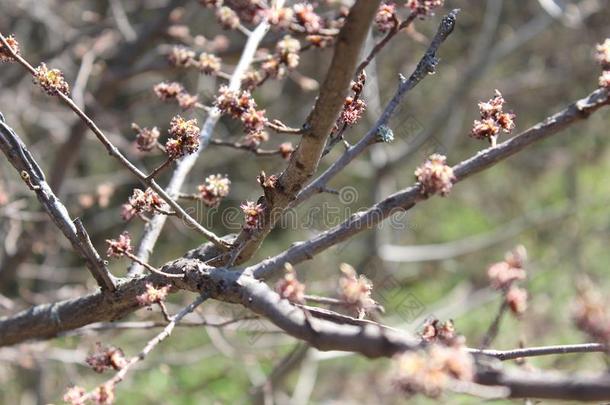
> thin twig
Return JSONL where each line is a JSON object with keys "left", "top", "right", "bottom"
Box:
{"left": 69, "top": 316, "right": 260, "bottom": 333}
{"left": 146, "top": 158, "right": 173, "bottom": 180}
{"left": 471, "top": 343, "right": 607, "bottom": 361}
{"left": 355, "top": 14, "right": 416, "bottom": 75}
{"left": 81, "top": 294, "right": 208, "bottom": 401}
{"left": 266, "top": 120, "right": 304, "bottom": 134}
{"left": 209, "top": 139, "right": 282, "bottom": 156}
{"left": 480, "top": 300, "right": 508, "bottom": 349}
{"left": 125, "top": 252, "right": 184, "bottom": 279}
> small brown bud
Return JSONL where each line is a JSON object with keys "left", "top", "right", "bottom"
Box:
{"left": 241, "top": 200, "right": 264, "bottom": 230}
{"left": 106, "top": 231, "right": 132, "bottom": 258}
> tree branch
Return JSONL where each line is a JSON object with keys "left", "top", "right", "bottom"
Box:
{"left": 3, "top": 257, "right": 610, "bottom": 401}
{"left": 222, "top": 0, "right": 383, "bottom": 265}
{"left": 0, "top": 114, "right": 116, "bottom": 291}
{"left": 0, "top": 32, "right": 227, "bottom": 250}
{"left": 471, "top": 343, "right": 607, "bottom": 361}
{"left": 293, "top": 9, "right": 460, "bottom": 206}
{"left": 126, "top": 2, "right": 285, "bottom": 276}
{"left": 249, "top": 87, "right": 610, "bottom": 280}
{"left": 1, "top": 88, "right": 607, "bottom": 346}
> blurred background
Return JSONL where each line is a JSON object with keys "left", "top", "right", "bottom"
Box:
{"left": 1, "top": 0, "right": 609, "bottom": 403}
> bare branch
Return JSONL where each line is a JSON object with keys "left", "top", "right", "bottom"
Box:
{"left": 471, "top": 343, "right": 607, "bottom": 361}
{"left": 0, "top": 114, "right": 116, "bottom": 292}
{"left": 209, "top": 139, "right": 283, "bottom": 156}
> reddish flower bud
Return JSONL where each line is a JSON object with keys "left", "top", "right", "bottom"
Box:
{"left": 406, "top": 0, "right": 444, "bottom": 19}
{"left": 338, "top": 263, "right": 376, "bottom": 319}
{"left": 106, "top": 231, "right": 132, "bottom": 258}
{"left": 595, "top": 38, "right": 610, "bottom": 69}
{"left": 0, "top": 34, "right": 20, "bottom": 62}
{"left": 198, "top": 52, "right": 222, "bottom": 74}
{"left": 167, "top": 46, "right": 196, "bottom": 67}
{"left": 198, "top": 174, "right": 231, "bottom": 207}
{"left": 136, "top": 282, "right": 171, "bottom": 306}
{"left": 375, "top": 3, "right": 397, "bottom": 33}
{"left": 216, "top": 6, "right": 240, "bottom": 29}
{"left": 279, "top": 142, "right": 294, "bottom": 160}
{"left": 86, "top": 342, "right": 128, "bottom": 373}
{"left": 132, "top": 124, "right": 160, "bottom": 152}
{"left": 241, "top": 200, "right": 264, "bottom": 230}
{"left": 293, "top": 3, "right": 322, "bottom": 33}
{"left": 275, "top": 263, "right": 306, "bottom": 304}
{"left": 166, "top": 116, "right": 200, "bottom": 159}
{"left": 414, "top": 154, "right": 455, "bottom": 197}
{"left": 506, "top": 286, "right": 528, "bottom": 315}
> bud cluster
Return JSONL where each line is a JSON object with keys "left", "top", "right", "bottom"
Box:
{"left": 132, "top": 124, "right": 160, "bottom": 152}
{"left": 335, "top": 72, "right": 367, "bottom": 131}
{"left": 106, "top": 231, "right": 132, "bottom": 258}
{"left": 414, "top": 154, "right": 455, "bottom": 197}
{"left": 573, "top": 280, "right": 610, "bottom": 345}
{"left": 153, "top": 82, "right": 197, "bottom": 110}
{"left": 198, "top": 174, "right": 231, "bottom": 207}
{"left": 392, "top": 344, "right": 473, "bottom": 398}
{"left": 0, "top": 34, "right": 20, "bottom": 62}
{"left": 86, "top": 343, "right": 128, "bottom": 373}
{"left": 121, "top": 188, "right": 168, "bottom": 221}
{"left": 34, "top": 63, "right": 70, "bottom": 96}
{"left": 241, "top": 200, "right": 264, "bottom": 230}
{"left": 215, "top": 86, "right": 268, "bottom": 141}
{"left": 375, "top": 3, "right": 398, "bottom": 33}
{"left": 406, "top": 0, "right": 444, "bottom": 19}
{"left": 293, "top": 3, "right": 322, "bottom": 33}
{"left": 471, "top": 90, "right": 515, "bottom": 146}
{"left": 166, "top": 116, "right": 201, "bottom": 159}
{"left": 261, "top": 35, "right": 302, "bottom": 79}
{"left": 167, "top": 46, "right": 223, "bottom": 76}
{"left": 487, "top": 245, "right": 528, "bottom": 315}
{"left": 338, "top": 263, "right": 376, "bottom": 319}
{"left": 136, "top": 282, "right": 172, "bottom": 307}
{"left": 275, "top": 263, "right": 306, "bottom": 304}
